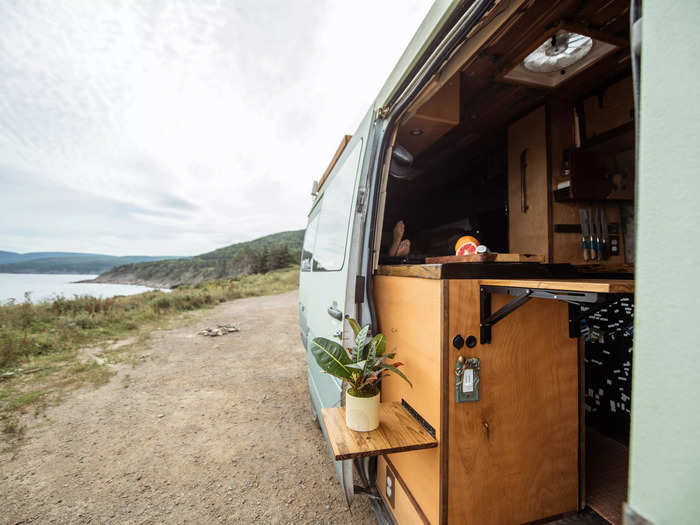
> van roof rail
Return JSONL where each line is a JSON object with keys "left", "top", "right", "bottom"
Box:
{"left": 317, "top": 135, "right": 352, "bottom": 192}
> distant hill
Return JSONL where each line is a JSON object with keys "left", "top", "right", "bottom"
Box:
{"left": 0, "top": 250, "right": 112, "bottom": 265}
{"left": 0, "top": 254, "right": 180, "bottom": 275}
{"left": 92, "top": 230, "right": 304, "bottom": 288}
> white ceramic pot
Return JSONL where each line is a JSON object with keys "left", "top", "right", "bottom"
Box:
{"left": 345, "top": 391, "right": 380, "bottom": 432}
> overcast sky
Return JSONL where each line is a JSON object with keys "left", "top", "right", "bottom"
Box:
{"left": 0, "top": 1, "right": 433, "bottom": 256}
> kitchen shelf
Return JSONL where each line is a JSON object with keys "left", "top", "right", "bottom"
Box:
{"left": 321, "top": 402, "right": 437, "bottom": 461}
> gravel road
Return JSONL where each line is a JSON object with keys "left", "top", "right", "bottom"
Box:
{"left": 1, "top": 291, "right": 375, "bottom": 524}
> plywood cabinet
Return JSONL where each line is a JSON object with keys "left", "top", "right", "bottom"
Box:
{"left": 374, "top": 274, "right": 580, "bottom": 524}
{"left": 398, "top": 75, "right": 461, "bottom": 157}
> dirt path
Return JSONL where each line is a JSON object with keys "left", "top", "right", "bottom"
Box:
{"left": 1, "top": 291, "right": 375, "bottom": 524}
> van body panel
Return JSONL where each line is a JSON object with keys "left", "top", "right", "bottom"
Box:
{"left": 373, "top": 0, "right": 464, "bottom": 110}
{"left": 298, "top": 110, "right": 373, "bottom": 503}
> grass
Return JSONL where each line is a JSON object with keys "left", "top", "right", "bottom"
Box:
{"left": 0, "top": 266, "right": 299, "bottom": 442}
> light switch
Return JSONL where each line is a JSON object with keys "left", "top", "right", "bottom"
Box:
{"left": 456, "top": 357, "right": 480, "bottom": 403}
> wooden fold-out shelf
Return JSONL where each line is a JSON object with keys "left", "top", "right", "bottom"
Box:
{"left": 479, "top": 278, "right": 634, "bottom": 294}
{"left": 321, "top": 402, "right": 437, "bottom": 461}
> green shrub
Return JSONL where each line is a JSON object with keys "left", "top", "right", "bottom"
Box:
{"left": 0, "top": 267, "right": 299, "bottom": 375}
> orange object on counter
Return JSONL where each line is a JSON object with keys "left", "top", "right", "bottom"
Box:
{"left": 455, "top": 236, "right": 480, "bottom": 256}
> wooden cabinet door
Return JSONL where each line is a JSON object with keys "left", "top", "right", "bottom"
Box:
{"left": 508, "top": 105, "right": 550, "bottom": 259}
{"left": 446, "top": 280, "right": 578, "bottom": 524}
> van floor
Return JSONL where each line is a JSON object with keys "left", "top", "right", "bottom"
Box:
{"left": 586, "top": 429, "right": 630, "bottom": 525}
{"left": 543, "top": 428, "right": 629, "bottom": 525}
{"left": 546, "top": 508, "right": 608, "bottom": 524}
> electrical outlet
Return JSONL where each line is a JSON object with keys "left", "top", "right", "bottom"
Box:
{"left": 385, "top": 463, "right": 395, "bottom": 508}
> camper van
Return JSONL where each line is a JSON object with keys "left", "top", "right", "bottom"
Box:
{"left": 299, "top": 1, "right": 699, "bottom": 524}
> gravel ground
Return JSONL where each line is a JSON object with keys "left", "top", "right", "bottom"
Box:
{"left": 1, "top": 290, "right": 375, "bottom": 524}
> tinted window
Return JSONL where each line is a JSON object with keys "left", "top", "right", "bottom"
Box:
{"left": 301, "top": 204, "right": 320, "bottom": 272}
{"left": 313, "top": 140, "right": 362, "bottom": 271}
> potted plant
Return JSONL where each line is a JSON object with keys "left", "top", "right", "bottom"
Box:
{"left": 311, "top": 318, "right": 411, "bottom": 432}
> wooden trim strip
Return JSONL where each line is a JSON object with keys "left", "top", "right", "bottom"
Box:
{"left": 317, "top": 135, "right": 352, "bottom": 192}
{"left": 439, "top": 280, "right": 449, "bottom": 525}
{"left": 545, "top": 102, "right": 554, "bottom": 262}
{"left": 385, "top": 455, "right": 431, "bottom": 525}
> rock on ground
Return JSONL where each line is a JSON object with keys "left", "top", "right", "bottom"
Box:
{"left": 0, "top": 291, "right": 375, "bottom": 524}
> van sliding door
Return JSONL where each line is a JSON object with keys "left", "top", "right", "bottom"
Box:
{"left": 303, "top": 128, "right": 368, "bottom": 505}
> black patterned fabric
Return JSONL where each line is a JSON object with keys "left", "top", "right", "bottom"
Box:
{"left": 581, "top": 296, "right": 634, "bottom": 444}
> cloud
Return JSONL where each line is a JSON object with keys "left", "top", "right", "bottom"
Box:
{"left": 0, "top": 0, "right": 433, "bottom": 255}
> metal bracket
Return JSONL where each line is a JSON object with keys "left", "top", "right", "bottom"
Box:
{"left": 480, "top": 285, "right": 609, "bottom": 344}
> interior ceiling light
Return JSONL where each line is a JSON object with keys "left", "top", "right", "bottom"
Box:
{"left": 501, "top": 29, "right": 619, "bottom": 88}
{"left": 409, "top": 129, "right": 424, "bottom": 136}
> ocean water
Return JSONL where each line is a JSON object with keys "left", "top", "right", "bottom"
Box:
{"left": 0, "top": 273, "right": 164, "bottom": 304}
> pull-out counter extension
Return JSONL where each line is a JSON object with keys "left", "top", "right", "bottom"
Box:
{"left": 368, "top": 264, "right": 634, "bottom": 525}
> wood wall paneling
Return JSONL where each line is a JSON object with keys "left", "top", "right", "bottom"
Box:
{"left": 374, "top": 275, "right": 444, "bottom": 525}
{"left": 583, "top": 76, "right": 634, "bottom": 141}
{"left": 508, "top": 105, "right": 551, "bottom": 259}
{"left": 377, "top": 455, "right": 429, "bottom": 525}
{"left": 447, "top": 279, "right": 579, "bottom": 524}
{"left": 549, "top": 93, "right": 628, "bottom": 265}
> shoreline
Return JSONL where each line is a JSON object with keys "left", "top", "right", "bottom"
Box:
{"left": 86, "top": 273, "right": 178, "bottom": 289}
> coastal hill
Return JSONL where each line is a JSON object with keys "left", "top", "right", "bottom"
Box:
{"left": 92, "top": 229, "right": 304, "bottom": 288}
{"left": 0, "top": 251, "right": 178, "bottom": 274}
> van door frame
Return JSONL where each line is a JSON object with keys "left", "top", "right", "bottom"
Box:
{"left": 360, "top": 0, "right": 496, "bottom": 332}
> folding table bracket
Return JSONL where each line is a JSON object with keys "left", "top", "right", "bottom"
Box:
{"left": 479, "top": 285, "right": 607, "bottom": 344}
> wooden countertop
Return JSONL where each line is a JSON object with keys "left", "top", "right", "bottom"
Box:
{"left": 479, "top": 278, "right": 634, "bottom": 294}
{"left": 321, "top": 402, "right": 437, "bottom": 461}
{"left": 375, "top": 265, "right": 634, "bottom": 294}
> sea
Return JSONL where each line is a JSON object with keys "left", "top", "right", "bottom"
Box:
{"left": 0, "top": 273, "right": 165, "bottom": 304}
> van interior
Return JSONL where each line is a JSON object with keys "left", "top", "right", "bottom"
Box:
{"left": 378, "top": 0, "right": 634, "bottom": 522}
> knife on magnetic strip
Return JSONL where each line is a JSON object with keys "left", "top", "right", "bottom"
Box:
{"left": 588, "top": 207, "right": 597, "bottom": 261}
{"left": 579, "top": 208, "right": 590, "bottom": 261}
{"left": 601, "top": 207, "right": 609, "bottom": 259}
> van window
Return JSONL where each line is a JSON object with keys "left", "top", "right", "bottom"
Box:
{"left": 301, "top": 203, "right": 321, "bottom": 272}
{"left": 313, "top": 140, "right": 362, "bottom": 271}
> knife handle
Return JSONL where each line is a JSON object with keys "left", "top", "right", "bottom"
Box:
{"left": 582, "top": 238, "right": 590, "bottom": 261}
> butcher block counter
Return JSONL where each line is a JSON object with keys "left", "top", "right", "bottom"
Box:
{"left": 376, "top": 263, "right": 634, "bottom": 291}
{"left": 371, "top": 264, "right": 633, "bottom": 524}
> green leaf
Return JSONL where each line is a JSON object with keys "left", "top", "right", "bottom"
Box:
{"left": 346, "top": 360, "right": 368, "bottom": 372}
{"left": 364, "top": 339, "right": 377, "bottom": 375}
{"left": 378, "top": 363, "right": 412, "bottom": 388}
{"left": 311, "top": 338, "right": 352, "bottom": 380}
{"left": 369, "top": 334, "right": 386, "bottom": 357}
{"left": 346, "top": 318, "right": 362, "bottom": 338}
{"left": 371, "top": 354, "right": 394, "bottom": 368}
{"left": 354, "top": 325, "right": 370, "bottom": 362}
